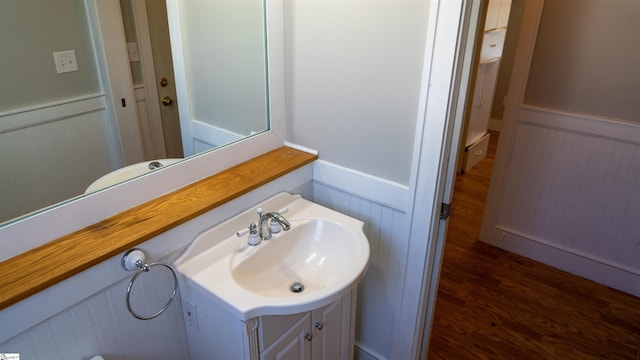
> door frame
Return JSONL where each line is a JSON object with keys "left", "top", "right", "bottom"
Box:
{"left": 479, "top": 0, "right": 545, "bottom": 244}
{"left": 394, "top": 0, "right": 485, "bottom": 358}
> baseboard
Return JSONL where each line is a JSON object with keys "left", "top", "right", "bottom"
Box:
{"left": 484, "top": 228, "right": 640, "bottom": 297}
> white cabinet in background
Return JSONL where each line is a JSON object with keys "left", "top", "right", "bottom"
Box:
{"left": 182, "top": 289, "right": 356, "bottom": 360}
{"left": 485, "top": 0, "right": 512, "bottom": 31}
{"left": 463, "top": 0, "right": 511, "bottom": 171}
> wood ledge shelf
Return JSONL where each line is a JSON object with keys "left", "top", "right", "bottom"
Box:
{"left": 0, "top": 147, "right": 317, "bottom": 310}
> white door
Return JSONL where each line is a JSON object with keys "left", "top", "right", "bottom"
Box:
{"left": 311, "top": 293, "right": 351, "bottom": 360}
{"left": 479, "top": 0, "right": 544, "bottom": 245}
{"left": 89, "top": 0, "right": 147, "bottom": 166}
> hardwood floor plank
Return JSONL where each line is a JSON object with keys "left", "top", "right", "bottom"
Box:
{"left": 428, "top": 131, "right": 640, "bottom": 359}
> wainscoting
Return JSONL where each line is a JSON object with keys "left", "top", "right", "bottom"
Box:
{"left": 0, "top": 95, "right": 119, "bottom": 222}
{"left": 191, "top": 119, "right": 244, "bottom": 154}
{"left": 312, "top": 160, "right": 410, "bottom": 360}
{"left": 0, "top": 267, "right": 190, "bottom": 359}
{"left": 481, "top": 106, "right": 640, "bottom": 296}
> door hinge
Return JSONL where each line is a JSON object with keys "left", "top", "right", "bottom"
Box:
{"left": 440, "top": 202, "right": 451, "bottom": 221}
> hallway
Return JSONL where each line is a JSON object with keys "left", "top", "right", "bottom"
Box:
{"left": 428, "top": 132, "right": 640, "bottom": 359}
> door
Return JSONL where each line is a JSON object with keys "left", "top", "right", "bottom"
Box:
{"left": 479, "top": 0, "right": 544, "bottom": 244}
{"left": 143, "top": 0, "right": 183, "bottom": 158}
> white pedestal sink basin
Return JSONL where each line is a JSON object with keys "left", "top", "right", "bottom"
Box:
{"left": 174, "top": 193, "right": 370, "bottom": 320}
{"left": 231, "top": 218, "right": 360, "bottom": 297}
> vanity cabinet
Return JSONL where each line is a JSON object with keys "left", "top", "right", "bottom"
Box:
{"left": 182, "top": 289, "right": 356, "bottom": 360}
{"left": 176, "top": 193, "right": 368, "bottom": 360}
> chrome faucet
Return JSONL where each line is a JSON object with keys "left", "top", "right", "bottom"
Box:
{"left": 257, "top": 208, "right": 291, "bottom": 240}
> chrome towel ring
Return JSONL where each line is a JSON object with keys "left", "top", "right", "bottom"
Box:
{"left": 122, "top": 249, "right": 178, "bottom": 320}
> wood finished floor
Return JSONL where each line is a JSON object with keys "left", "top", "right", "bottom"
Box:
{"left": 428, "top": 132, "right": 640, "bottom": 359}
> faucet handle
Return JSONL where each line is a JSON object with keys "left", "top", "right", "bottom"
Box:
{"left": 276, "top": 207, "right": 288, "bottom": 215}
{"left": 269, "top": 219, "right": 282, "bottom": 234}
{"left": 236, "top": 223, "right": 258, "bottom": 237}
{"left": 237, "top": 223, "right": 261, "bottom": 246}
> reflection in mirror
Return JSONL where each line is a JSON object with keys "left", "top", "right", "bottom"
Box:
{"left": 0, "top": 0, "right": 269, "bottom": 225}
{"left": 169, "top": 0, "right": 270, "bottom": 157}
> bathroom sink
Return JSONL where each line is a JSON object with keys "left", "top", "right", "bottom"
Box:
{"left": 231, "top": 219, "right": 361, "bottom": 297}
{"left": 174, "top": 193, "right": 370, "bottom": 319}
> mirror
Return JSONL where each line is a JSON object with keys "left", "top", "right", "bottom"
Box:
{"left": 0, "top": 0, "right": 269, "bottom": 225}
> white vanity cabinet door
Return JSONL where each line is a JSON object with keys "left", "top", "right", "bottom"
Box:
{"left": 260, "top": 312, "right": 312, "bottom": 360}
{"left": 311, "top": 292, "right": 352, "bottom": 360}
{"left": 258, "top": 291, "right": 354, "bottom": 360}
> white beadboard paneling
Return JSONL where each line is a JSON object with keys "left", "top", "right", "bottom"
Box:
{"left": 70, "top": 302, "right": 103, "bottom": 358}
{"left": 498, "top": 122, "right": 640, "bottom": 270}
{"left": 313, "top": 171, "right": 408, "bottom": 360}
{"left": 29, "top": 325, "right": 59, "bottom": 359}
{"left": 1, "top": 276, "right": 190, "bottom": 360}
{"left": 49, "top": 312, "right": 84, "bottom": 360}
{"left": 2, "top": 335, "right": 36, "bottom": 359}
{"left": 487, "top": 107, "right": 640, "bottom": 295}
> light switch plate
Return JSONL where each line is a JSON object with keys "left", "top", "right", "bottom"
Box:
{"left": 53, "top": 50, "right": 79, "bottom": 74}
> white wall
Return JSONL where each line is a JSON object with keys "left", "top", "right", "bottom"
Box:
{"left": 524, "top": 0, "right": 640, "bottom": 122}
{"left": 180, "top": 0, "right": 269, "bottom": 135}
{"left": 285, "top": 1, "right": 437, "bottom": 358}
{"left": 285, "top": 0, "right": 430, "bottom": 185}
{"left": 0, "top": 0, "right": 101, "bottom": 111}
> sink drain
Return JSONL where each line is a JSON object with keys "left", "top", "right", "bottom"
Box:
{"left": 290, "top": 282, "right": 305, "bottom": 293}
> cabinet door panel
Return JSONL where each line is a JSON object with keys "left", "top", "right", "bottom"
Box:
{"left": 260, "top": 312, "right": 307, "bottom": 351}
{"left": 261, "top": 313, "right": 311, "bottom": 360}
{"left": 312, "top": 293, "right": 351, "bottom": 360}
